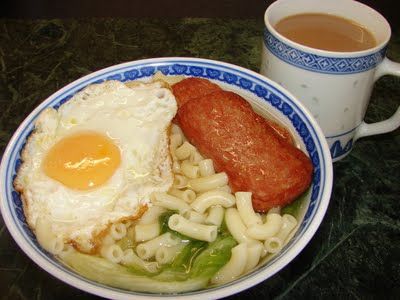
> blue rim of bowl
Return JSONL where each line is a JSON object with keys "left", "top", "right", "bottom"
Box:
{"left": 0, "top": 57, "right": 332, "bottom": 299}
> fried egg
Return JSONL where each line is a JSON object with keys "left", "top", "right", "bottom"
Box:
{"left": 14, "top": 80, "right": 177, "bottom": 252}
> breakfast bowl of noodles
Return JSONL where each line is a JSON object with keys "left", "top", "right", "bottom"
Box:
{"left": 0, "top": 57, "right": 332, "bottom": 299}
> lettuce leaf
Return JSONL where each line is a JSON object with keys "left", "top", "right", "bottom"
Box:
{"left": 61, "top": 234, "right": 237, "bottom": 293}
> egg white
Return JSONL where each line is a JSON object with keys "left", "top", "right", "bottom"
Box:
{"left": 14, "top": 80, "right": 177, "bottom": 252}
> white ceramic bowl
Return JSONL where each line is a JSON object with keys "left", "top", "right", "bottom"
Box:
{"left": 0, "top": 57, "right": 332, "bottom": 299}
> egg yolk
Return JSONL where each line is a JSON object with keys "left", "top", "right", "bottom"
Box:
{"left": 42, "top": 132, "right": 121, "bottom": 190}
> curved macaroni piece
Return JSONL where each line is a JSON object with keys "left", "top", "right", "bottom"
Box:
{"left": 121, "top": 249, "right": 159, "bottom": 273}
{"left": 134, "top": 223, "right": 161, "bottom": 242}
{"left": 170, "top": 133, "right": 183, "bottom": 151}
{"left": 168, "top": 188, "right": 196, "bottom": 203}
{"left": 191, "top": 190, "right": 236, "bottom": 214}
{"left": 136, "top": 232, "right": 180, "bottom": 260}
{"left": 183, "top": 210, "right": 207, "bottom": 223}
{"left": 211, "top": 243, "right": 247, "bottom": 285}
{"left": 204, "top": 205, "right": 224, "bottom": 227}
{"left": 172, "top": 174, "right": 189, "bottom": 189}
{"left": 276, "top": 214, "right": 298, "bottom": 242}
{"left": 110, "top": 223, "right": 127, "bottom": 240}
{"left": 235, "top": 192, "right": 262, "bottom": 227}
{"left": 244, "top": 241, "right": 263, "bottom": 272}
{"left": 155, "top": 244, "right": 186, "bottom": 265}
{"left": 198, "top": 159, "right": 215, "bottom": 177}
{"left": 137, "top": 205, "right": 167, "bottom": 225}
{"left": 35, "top": 218, "right": 64, "bottom": 255}
{"left": 181, "top": 160, "right": 200, "bottom": 179}
{"left": 151, "top": 192, "right": 191, "bottom": 214}
{"left": 189, "top": 150, "right": 204, "bottom": 165}
{"left": 172, "top": 160, "right": 181, "bottom": 174}
{"left": 170, "top": 123, "right": 185, "bottom": 137}
{"left": 175, "top": 141, "right": 196, "bottom": 160}
{"left": 100, "top": 244, "right": 124, "bottom": 264}
{"left": 246, "top": 213, "right": 283, "bottom": 240}
{"left": 168, "top": 214, "right": 218, "bottom": 242}
{"left": 188, "top": 172, "right": 228, "bottom": 193}
{"left": 216, "top": 185, "right": 231, "bottom": 193}
{"left": 264, "top": 236, "right": 283, "bottom": 254}
{"left": 267, "top": 206, "right": 281, "bottom": 215}
{"left": 225, "top": 208, "right": 256, "bottom": 244}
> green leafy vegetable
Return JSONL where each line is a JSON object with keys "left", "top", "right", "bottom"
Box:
{"left": 61, "top": 234, "right": 237, "bottom": 293}
{"left": 282, "top": 189, "right": 309, "bottom": 217}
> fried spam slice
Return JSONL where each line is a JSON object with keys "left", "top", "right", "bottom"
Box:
{"left": 176, "top": 90, "right": 313, "bottom": 212}
{"left": 172, "top": 77, "right": 222, "bottom": 107}
{"left": 172, "top": 78, "right": 293, "bottom": 144}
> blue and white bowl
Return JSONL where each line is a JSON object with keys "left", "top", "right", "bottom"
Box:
{"left": 0, "top": 57, "right": 333, "bottom": 299}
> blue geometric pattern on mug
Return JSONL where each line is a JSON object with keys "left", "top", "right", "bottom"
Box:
{"left": 330, "top": 139, "right": 353, "bottom": 159}
{"left": 264, "top": 29, "right": 386, "bottom": 75}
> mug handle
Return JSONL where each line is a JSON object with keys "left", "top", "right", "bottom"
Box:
{"left": 354, "top": 58, "right": 400, "bottom": 141}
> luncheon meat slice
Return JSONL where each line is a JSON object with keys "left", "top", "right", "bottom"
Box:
{"left": 176, "top": 90, "right": 313, "bottom": 212}
{"left": 172, "top": 78, "right": 293, "bottom": 144}
{"left": 172, "top": 77, "right": 222, "bottom": 107}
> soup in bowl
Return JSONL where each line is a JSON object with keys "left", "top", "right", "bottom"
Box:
{"left": 0, "top": 57, "right": 332, "bottom": 299}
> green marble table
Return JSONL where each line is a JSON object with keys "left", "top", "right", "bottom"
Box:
{"left": 0, "top": 19, "right": 399, "bottom": 299}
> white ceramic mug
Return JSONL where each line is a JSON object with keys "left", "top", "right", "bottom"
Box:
{"left": 260, "top": 0, "right": 400, "bottom": 162}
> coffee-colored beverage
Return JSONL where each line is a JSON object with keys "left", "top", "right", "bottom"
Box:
{"left": 274, "top": 13, "right": 376, "bottom": 52}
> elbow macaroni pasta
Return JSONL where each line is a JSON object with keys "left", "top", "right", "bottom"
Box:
{"left": 191, "top": 190, "right": 236, "bottom": 213}
{"left": 204, "top": 205, "right": 224, "bottom": 227}
{"left": 134, "top": 223, "right": 160, "bottom": 242}
{"left": 246, "top": 213, "right": 283, "bottom": 240}
{"left": 225, "top": 208, "right": 256, "bottom": 244}
{"left": 188, "top": 172, "right": 229, "bottom": 193}
{"left": 151, "top": 192, "right": 191, "bottom": 214}
{"left": 136, "top": 232, "right": 180, "bottom": 260}
{"left": 211, "top": 243, "right": 248, "bottom": 285}
{"left": 235, "top": 192, "right": 262, "bottom": 227}
{"left": 168, "top": 214, "right": 218, "bottom": 242}
{"left": 168, "top": 188, "right": 196, "bottom": 203}
{"left": 180, "top": 160, "right": 200, "bottom": 179}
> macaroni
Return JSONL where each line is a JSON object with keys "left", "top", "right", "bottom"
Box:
{"left": 180, "top": 160, "right": 200, "bottom": 179}
{"left": 137, "top": 206, "right": 167, "bottom": 225}
{"left": 168, "top": 188, "right": 196, "bottom": 203}
{"left": 235, "top": 192, "right": 262, "bottom": 227}
{"left": 246, "top": 213, "right": 283, "bottom": 240}
{"left": 183, "top": 210, "right": 207, "bottom": 223}
{"left": 225, "top": 208, "right": 256, "bottom": 244}
{"left": 134, "top": 223, "right": 161, "bottom": 242}
{"left": 121, "top": 249, "right": 159, "bottom": 273}
{"left": 211, "top": 243, "right": 247, "bottom": 285}
{"left": 276, "top": 214, "right": 298, "bottom": 242}
{"left": 136, "top": 232, "right": 180, "bottom": 260}
{"left": 110, "top": 223, "right": 127, "bottom": 240}
{"left": 188, "top": 172, "right": 228, "bottom": 193}
{"left": 264, "top": 236, "right": 283, "bottom": 254}
{"left": 191, "top": 190, "right": 236, "bottom": 213}
{"left": 198, "top": 159, "right": 215, "bottom": 177}
{"left": 151, "top": 192, "right": 191, "bottom": 214}
{"left": 175, "top": 141, "right": 196, "bottom": 160}
{"left": 100, "top": 244, "right": 124, "bottom": 264}
{"left": 168, "top": 214, "right": 218, "bottom": 242}
{"left": 204, "top": 205, "right": 224, "bottom": 227}
{"left": 244, "top": 241, "right": 263, "bottom": 272}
